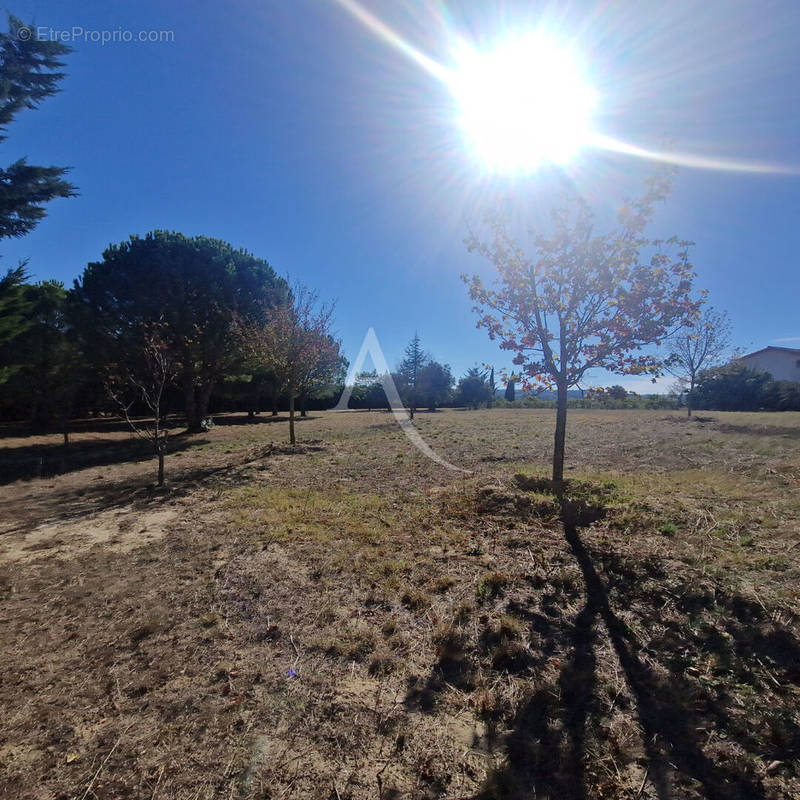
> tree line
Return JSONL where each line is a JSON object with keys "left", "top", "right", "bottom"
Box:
{"left": 0, "top": 233, "right": 347, "bottom": 450}
{"left": 346, "top": 335, "right": 504, "bottom": 414}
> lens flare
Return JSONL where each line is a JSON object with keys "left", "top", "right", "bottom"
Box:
{"left": 330, "top": 0, "right": 800, "bottom": 176}
{"left": 447, "top": 35, "right": 598, "bottom": 170}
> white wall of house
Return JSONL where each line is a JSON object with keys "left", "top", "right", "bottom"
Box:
{"left": 739, "top": 347, "right": 800, "bottom": 382}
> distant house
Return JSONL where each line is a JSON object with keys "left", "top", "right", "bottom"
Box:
{"left": 737, "top": 346, "right": 800, "bottom": 382}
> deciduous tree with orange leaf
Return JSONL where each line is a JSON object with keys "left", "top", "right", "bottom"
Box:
{"left": 238, "top": 284, "right": 343, "bottom": 445}
{"left": 463, "top": 173, "right": 700, "bottom": 484}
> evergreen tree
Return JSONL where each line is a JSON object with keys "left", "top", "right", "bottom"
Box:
{"left": 72, "top": 231, "right": 288, "bottom": 431}
{"left": 0, "top": 16, "right": 76, "bottom": 240}
{"left": 504, "top": 374, "right": 516, "bottom": 403}
{"left": 0, "top": 279, "right": 88, "bottom": 439}
{"left": 456, "top": 366, "right": 493, "bottom": 408}
{"left": 416, "top": 360, "right": 453, "bottom": 411}
{"left": 0, "top": 263, "right": 30, "bottom": 377}
{"left": 398, "top": 333, "right": 426, "bottom": 419}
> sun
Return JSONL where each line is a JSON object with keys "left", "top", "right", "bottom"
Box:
{"left": 448, "top": 34, "right": 598, "bottom": 172}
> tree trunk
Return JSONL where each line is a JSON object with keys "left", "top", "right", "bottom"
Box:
{"left": 248, "top": 379, "right": 262, "bottom": 419}
{"left": 157, "top": 448, "right": 165, "bottom": 486}
{"left": 300, "top": 395, "right": 307, "bottom": 418}
{"left": 272, "top": 387, "right": 279, "bottom": 416}
{"left": 197, "top": 381, "right": 214, "bottom": 427}
{"left": 289, "top": 395, "right": 296, "bottom": 445}
{"left": 184, "top": 380, "right": 200, "bottom": 431}
{"left": 552, "top": 381, "right": 568, "bottom": 485}
{"left": 185, "top": 379, "right": 215, "bottom": 432}
{"left": 687, "top": 376, "right": 694, "bottom": 418}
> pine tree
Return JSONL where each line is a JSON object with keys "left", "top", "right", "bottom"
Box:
{"left": 0, "top": 263, "right": 29, "bottom": 357}
{"left": 73, "top": 231, "right": 288, "bottom": 432}
{"left": 0, "top": 15, "right": 76, "bottom": 241}
{"left": 399, "top": 333, "right": 426, "bottom": 419}
{"left": 455, "top": 366, "right": 493, "bottom": 409}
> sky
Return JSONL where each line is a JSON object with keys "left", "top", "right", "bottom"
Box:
{"left": 4, "top": 0, "right": 800, "bottom": 392}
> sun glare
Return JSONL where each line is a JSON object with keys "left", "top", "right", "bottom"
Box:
{"left": 448, "top": 35, "right": 597, "bottom": 172}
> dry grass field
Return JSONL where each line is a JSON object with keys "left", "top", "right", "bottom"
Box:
{"left": 1, "top": 408, "right": 799, "bottom": 800}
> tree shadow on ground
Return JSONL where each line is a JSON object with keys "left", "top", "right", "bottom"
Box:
{"left": 0, "top": 433, "right": 212, "bottom": 485}
{"left": 0, "top": 455, "right": 239, "bottom": 535}
{"left": 714, "top": 422, "right": 800, "bottom": 440}
{"left": 471, "top": 492, "right": 799, "bottom": 799}
{"left": 212, "top": 414, "right": 318, "bottom": 426}
{"left": 1, "top": 440, "right": 329, "bottom": 535}
{"left": 405, "top": 626, "right": 478, "bottom": 713}
{"left": 561, "top": 517, "right": 767, "bottom": 800}
{"left": 0, "top": 417, "right": 141, "bottom": 439}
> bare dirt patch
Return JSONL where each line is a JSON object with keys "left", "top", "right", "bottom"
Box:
{"left": 0, "top": 505, "right": 178, "bottom": 564}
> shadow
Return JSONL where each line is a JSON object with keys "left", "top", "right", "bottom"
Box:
{"left": 557, "top": 603, "right": 597, "bottom": 800}
{"left": 0, "top": 454, "right": 237, "bottom": 535}
{"left": 2, "top": 439, "right": 330, "bottom": 536}
{"left": 662, "top": 415, "right": 715, "bottom": 424}
{"left": 0, "top": 410, "right": 320, "bottom": 442}
{"left": 211, "top": 414, "right": 318, "bottom": 426}
{"left": 562, "top": 517, "right": 765, "bottom": 800}
{"left": 473, "top": 479, "right": 800, "bottom": 800}
{"left": 0, "top": 417, "right": 145, "bottom": 439}
{"left": 0, "top": 434, "right": 211, "bottom": 486}
{"left": 406, "top": 628, "right": 478, "bottom": 713}
{"left": 476, "top": 602, "right": 597, "bottom": 800}
{"left": 715, "top": 422, "right": 800, "bottom": 440}
{"left": 211, "top": 414, "right": 289, "bottom": 426}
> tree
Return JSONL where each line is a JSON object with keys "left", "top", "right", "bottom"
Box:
{"left": 487, "top": 366, "right": 496, "bottom": 407}
{"left": 0, "top": 264, "right": 30, "bottom": 380}
{"left": 298, "top": 334, "right": 348, "bottom": 417}
{"left": 0, "top": 280, "right": 84, "bottom": 439}
{"left": 456, "top": 366, "right": 493, "bottom": 408}
{"left": 398, "top": 333, "right": 426, "bottom": 419}
{"left": 71, "top": 231, "right": 288, "bottom": 431}
{"left": 464, "top": 173, "right": 698, "bottom": 483}
{"left": 693, "top": 363, "right": 773, "bottom": 412}
{"left": 364, "top": 379, "right": 389, "bottom": 411}
{"left": 349, "top": 371, "right": 390, "bottom": 411}
{"left": 0, "top": 16, "right": 76, "bottom": 240}
{"left": 239, "top": 284, "right": 339, "bottom": 445}
{"left": 106, "top": 325, "right": 176, "bottom": 487}
{"left": 416, "top": 360, "right": 453, "bottom": 411}
{"left": 504, "top": 374, "right": 517, "bottom": 403}
{"left": 665, "top": 306, "right": 731, "bottom": 417}
{"left": 607, "top": 385, "right": 628, "bottom": 401}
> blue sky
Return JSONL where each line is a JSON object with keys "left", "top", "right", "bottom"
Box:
{"left": 5, "top": 0, "right": 800, "bottom": 391}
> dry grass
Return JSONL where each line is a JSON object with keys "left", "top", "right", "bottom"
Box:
{"left": 0, "top": 408, "right": 798, "bottom": 799}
